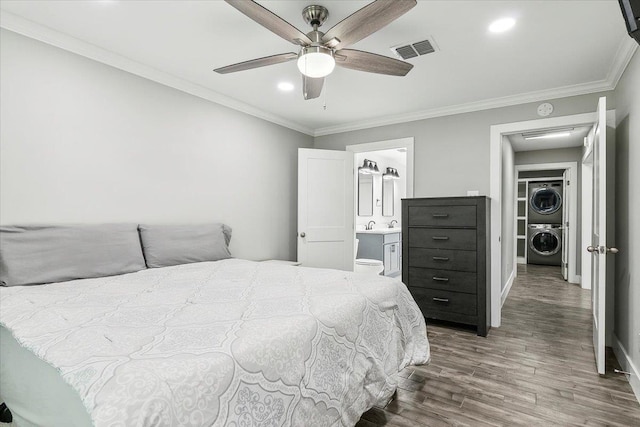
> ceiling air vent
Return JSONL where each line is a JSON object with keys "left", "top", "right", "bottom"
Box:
{"left": 391, "top": 38, "right": 437, "bottom": 60}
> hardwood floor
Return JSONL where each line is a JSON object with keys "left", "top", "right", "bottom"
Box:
{"left": 358, "top": 264, "right": 640, "bottom": 426}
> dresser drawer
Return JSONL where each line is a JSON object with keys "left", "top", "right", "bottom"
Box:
{"left": 408, "top": 248, "right": 476, "bottom": 272}
{"left": 408, "top": 205, "right": 476, "bottom": 227}
{"left": 408, "top": 268, "right": 477, "bottom": 293}
{"left": 408, "top": 228, "right": 476, "bottom": 250}
{"left": 409, "top": 288, "right": 477, "bottom": 316}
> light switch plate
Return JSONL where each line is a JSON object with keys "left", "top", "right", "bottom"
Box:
{"left": 467, "top": 190, "right": 480, "bottom": 196}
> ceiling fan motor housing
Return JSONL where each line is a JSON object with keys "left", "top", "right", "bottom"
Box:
{"left": 303, "top": 5, "right": 329, "bottom": 28}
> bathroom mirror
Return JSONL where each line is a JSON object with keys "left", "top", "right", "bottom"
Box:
{"left": 382, "top": 179, "right": 394, "bottom": 216}
{"left": 358, "top": 174, "right": 373, "bottom": 216}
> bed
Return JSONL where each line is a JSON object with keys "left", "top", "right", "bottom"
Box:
{"left": 0, "top": 224, "right": 429, "bottom": 426}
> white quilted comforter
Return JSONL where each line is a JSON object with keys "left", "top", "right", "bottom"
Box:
{"left": 0, "top": 259, "right": 429, "bottom": 426}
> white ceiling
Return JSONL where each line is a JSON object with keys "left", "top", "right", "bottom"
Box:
{"left": 0, "top": 1, "right": 636, "bottom": 136}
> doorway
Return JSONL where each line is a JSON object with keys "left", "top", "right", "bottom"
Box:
{"left": 347, "top": 138, "right": 414, "bottom": 277}
{"left": 489, "top": 109, "right": 614, "bottom": 327}
{"left": 514, "top": 162, "right": 579, "bottom": 285}
{"left": 490, "top": 99, "right": 615, "bottom": 375}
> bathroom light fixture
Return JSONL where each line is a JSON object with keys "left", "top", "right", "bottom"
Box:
{"left": 359, "top": 159, "right": 381, "bottom": 175}
{"left": 358, "top": 159, "right": 372, "bottom": 174}
{"left": 489, "top": 17, "right": 516, "bottom": 33}
{"left": 524, "top": 131, "right": 572, "bottom": 140}
{"left": 371, "top": 161, "right": 380, "bottom": 174}
{"left": 383, "top": 167, "right": 400, "bottom": 180}
{"left": 297, "top": 46, "right": 336, "bottom": 78}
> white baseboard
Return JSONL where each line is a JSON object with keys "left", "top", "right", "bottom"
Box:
{"left": 613, "top": 334, "right": 640, "bottom": 404}
{"left": 501, "top": 269, "right": 516, "bottom": 307}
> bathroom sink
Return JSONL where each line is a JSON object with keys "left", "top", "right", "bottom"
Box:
{"left": 357, "top": 228, "right": 401, "bottom": 234}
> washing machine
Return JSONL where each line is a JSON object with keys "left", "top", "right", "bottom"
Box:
{"left": 528, "top": 181, "right": 563, "bottom": 224}
{"left": 527, "top": 224, "right": 562, "bottom": 266}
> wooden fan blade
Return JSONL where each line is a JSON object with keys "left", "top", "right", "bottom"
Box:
{"left": 335, "top": 49, "right": 413, "bottom": 76}
{"left": 214, "top": 52, "right": 298, "bottom": 74}
{"left": 302, "top": 75, "right": 324, "bottom": 100}
{"left": 321, "top": 0, "right": 417, "bottom": 50}
{"left": 225, "top": 0, "right": 312, "bottom": 46}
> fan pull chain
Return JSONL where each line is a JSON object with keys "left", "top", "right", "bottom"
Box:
{"left": 323, "top": 78, "right": 328, "bottom": 110}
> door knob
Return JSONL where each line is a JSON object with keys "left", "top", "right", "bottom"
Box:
{"left": 606, "top": 247, "right": 619, "bottom": 254}
{"left": 587, "top": 246, "right": 598, "bottom": 253}
{"left": 300, "top": 232, "right": 306, "bottom": 238}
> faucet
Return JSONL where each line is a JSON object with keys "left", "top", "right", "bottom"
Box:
{"left": 366, "top": 220, "right": 376, "bottom": 230}
{"left": 389, "top": 220, "right": 398, "bottom": 228}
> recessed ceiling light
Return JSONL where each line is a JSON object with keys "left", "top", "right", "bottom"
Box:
{"left": 277, "top": 82, "right": 294, "bottom": 92}
{"left": 489, "top": 17, "right": 516, "bottom": 33}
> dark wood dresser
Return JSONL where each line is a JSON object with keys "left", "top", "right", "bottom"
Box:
{"left": 402, "top": 196, "right": 491, "bottom": 336}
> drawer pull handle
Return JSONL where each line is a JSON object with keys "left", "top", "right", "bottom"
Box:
{"left": 432, "top": 297, "right": 450, "bottom": 303}
{"left": 432, "top": 276, "right": 449, "bottom": 282}
{"left": 432, "top": 236, "right": 450, "bottom": 241}
{"left": 432, "top": 256, "right": 450, "bottom": 261}
{"left": 432, "top": 213, "right": 449, "bottom": 218}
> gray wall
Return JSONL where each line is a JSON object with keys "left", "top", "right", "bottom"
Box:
{"left": 518, "top": 169, "right": 565, "bottom": 178}
{"left": 0, "top": 29, "right": 314, "bottom": 261}
{"left": 514, "top": 147, "right": 583, "bottom": 166}
{"left": 315, "top": 91, "right": 614, "bottom": 294}
{"left": 315, "top": 92, "right": 614, "bottom": 198}
{"left": 613, "top": 49, "right": 640, "bottom": 385}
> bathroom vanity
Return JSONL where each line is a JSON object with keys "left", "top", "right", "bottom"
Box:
{"left": 356, "top": 229, "right": 402, "bottom": 277}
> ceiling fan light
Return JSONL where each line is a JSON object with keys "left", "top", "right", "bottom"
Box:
{"left": 297, "top": 46, "right": 335, "bottom": 78}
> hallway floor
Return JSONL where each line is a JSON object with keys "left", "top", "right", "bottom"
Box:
{"left": 357, "top": 264, "right": 640, "bottom": 426}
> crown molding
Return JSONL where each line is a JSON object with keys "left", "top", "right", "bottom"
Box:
{"left": 2, "top": 10, "right": 636, "bottom": 139}
{"left": 314, "top": 38, "right": 638, "bottom": 137}
{"left": 607, "top": 37, "right": 638, "bottom": 87}
{"left": 0, "top": 11, "right": 315, "bottom": 136}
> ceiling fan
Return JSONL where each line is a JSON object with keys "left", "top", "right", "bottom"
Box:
{"left": 214, "top": 0, "right": 417, "bottom": 100}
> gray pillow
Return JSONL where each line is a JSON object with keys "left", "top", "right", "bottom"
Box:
{"left": 138, "top": 223, "right": 232, "bottom": 268}
{"left": 0, "top": 224, "right": 146, "bottom": 287}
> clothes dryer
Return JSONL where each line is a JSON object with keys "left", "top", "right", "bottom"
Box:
{"left": 528, "top": 181, "right": 563, "bottom": 224}
{"left": 527, "top": 224, "right": 562, "bottom": 266}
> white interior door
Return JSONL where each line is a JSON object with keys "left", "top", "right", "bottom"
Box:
{"left": 588, "top": 96, "right": 615, "bottom": 375}
{"left": 298, "top": 148, "right": 354, "bottom": 270}
{"left": 561, "top": 169, "right": 569, "bottom": 280}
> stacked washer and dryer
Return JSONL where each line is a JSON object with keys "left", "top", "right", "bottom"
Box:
{"left": 527, "top": 181, "right": 563, "bottom": 266}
